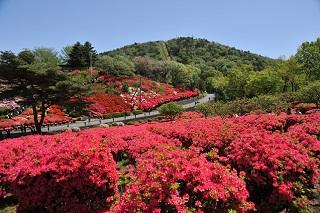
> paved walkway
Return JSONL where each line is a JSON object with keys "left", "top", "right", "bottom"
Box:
{"left": 4, "top": 94, "right": 215, "bottom": 136}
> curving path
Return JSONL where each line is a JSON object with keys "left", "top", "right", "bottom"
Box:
{"left": 4, "top": 94, "right": 215, "bottom": 136}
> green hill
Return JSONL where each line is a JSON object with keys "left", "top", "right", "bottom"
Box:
{"left": 102, "top": 37, "right": 273, "bottom": 73}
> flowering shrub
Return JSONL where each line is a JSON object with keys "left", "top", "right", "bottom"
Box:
{"left": 85, "top": 92, "right": 131, "bottom": 117}
{"left": 0, "top": 105, "right": 73, "bottom": 130}
{"left": 0, "top": 99, "right": 20, "bottom": 110}
{"left": 113, "top": 145, "right": 254, "bottom": 213}
{"left": 104, "top": 76, "right": 199, "bottom": 111}
{"left": 0, "top": 132, "right": 118, "bottom": 212}
{"left": 84, "top": 76, "right": 198, "bottom": 116}
{"left": 0, "top": 113, "right": 319, "bottom": 212}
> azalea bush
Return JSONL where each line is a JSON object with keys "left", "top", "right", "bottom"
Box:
{"left": 104, "top": 76, "right": 199, "bottom": 111}
{"left": 113, "top": 145, "right": 254, "bottom": 213}
{"left": 0, "top": 132, "right": 118, "bottom": 213}
{"left": 85, "top": 91, "right": 131, "bottom": 117}
{"left": 0, "top": 112, "right": 319, "bottom": 212}
{"left": 0, "top": 105, "right": 73, "bottom": 130}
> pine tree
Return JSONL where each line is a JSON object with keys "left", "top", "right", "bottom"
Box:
{"left": 67, "top": 41, "right": 97, "bottom": 69}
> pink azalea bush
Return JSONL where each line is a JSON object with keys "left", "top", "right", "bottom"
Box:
{"left": 0, "top": 112, "right": 319, "bottom": 212}
{"left": 0, "top": 132, "right": 118, "bottom": 213}
{"left": 113, "top": 145, "right": 254, "bottom": 213}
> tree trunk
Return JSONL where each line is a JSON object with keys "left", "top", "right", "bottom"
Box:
{"left": 32, "top": 101, "right": 47, "bottom": 134}
{"left": 38, "top": 101, "right": 47, "bottom": 134}
{"left": 31, "top": 104, "right": 41, "bottom": 133}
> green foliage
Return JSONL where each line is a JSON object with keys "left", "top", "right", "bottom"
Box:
{"left": 17, "top": 49, "right": 35, "bottom": 64}
{"left": 0, "top": 49, "right": 91, "bottom": 133}
{"left": 273, "top": 57, "right": 305, "bottom": 92}
{"left": 121, "top": 84, "right": 129, "bottom": 93}
{"left": 33, "top": 47, "right": 60, "bottom": 65}
{"left": 133, "top": 57, "right": 199, "bottom": 89}
{"left": 195, "top": 95, "right": 289, "bottom": 117}
{"left": 132, "top": 110, "right": 143, "bottom": 115}
{"left": 102, "top": 112, "right": 129, "bottom": 119}
{"left": 0, "top": 108, "right": 10, "bottom": 117}
{"left": 296, "top": 37, "right": 320, "bottom": 80}
{"left": 158, "top": 41, "right": 170, "bottom": 61}
{"left": 133, "top": 56, "right": 167, "bottom": 81}
{"left": 59, "top": 45, "right": 73, "bottom": 64}
{"left": 158, "top": 102, "right": 183, "bottom": 119}
{"left": 298, "top": 81, "right": 320, "bottom": 108}
{"left": 95, "top": 55, "right": 135, "bottom": 77}
{"left": 102, "top": 37, "right": 272, "bottom": 92}
{"left": 103, "top": 37, "right": 271, "bottom": 72}
{"left": 205, "top": 76, "right": 229, "bottom": 99}
{"left": 245, "top": 69, "right": 284, "bottom": 97}
{"left": 67, "top": 41, "right": 97, "bottom": 69}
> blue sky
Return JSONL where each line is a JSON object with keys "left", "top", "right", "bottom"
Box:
{"left": 0, "top": 0, "right": 319, "bottom": 58}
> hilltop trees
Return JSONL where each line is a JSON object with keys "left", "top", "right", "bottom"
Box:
{"left": 66, "top": 41, "right": 97, "bottom": 69}
{"left": 104, "top": 37, "right": 270, "bottom": 72}
{"left": 0, "top": 48, "right": 90, "bottom": 133}
{"left": 95, "top": 55, "right": 135, "bottom": 77}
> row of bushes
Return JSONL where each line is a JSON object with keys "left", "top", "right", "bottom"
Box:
{"left": 195, "top": 94, "right": 292, "bottom": 117}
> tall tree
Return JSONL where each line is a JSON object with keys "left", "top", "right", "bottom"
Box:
{"left": 60, "top": 45, "right": 73, "bottom": 64}
{"left": 67, "top": 41, "right": 97, "bottom": 69}
{"left": 83, "top": 41, "right": 97, "bottom": 68}
{"left": 0, "top": 48, "right": 90, "bottom": 133}
{"left": 296, "top": 38, "right": 320, "bottom": 80}
{"left": 273, "top": 57, "right": 304, "bottom": 92}
{"left": 245, "top": 69, "right": 284, "bottom": 97}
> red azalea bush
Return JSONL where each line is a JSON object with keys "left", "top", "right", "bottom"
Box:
{"left": 0, "top": 105, "right": 73, "bottom": 130}
{"left": 86, "top": 92, "right": 131, "bottom": 117}
{"left": 104, "top": 76, "right": 199, "bottom": 111}
{"left": 0, "top": 113, "right": 319, "bottom": 212}
{"left": 0, "top": 132, "right": 118, "bottom": 213}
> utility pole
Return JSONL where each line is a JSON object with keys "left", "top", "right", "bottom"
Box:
{"left": 139, "top": 76, "right": 142, "bottom": 105}
{"left": 89, "top": 52, "right": 93, "bottom": 72}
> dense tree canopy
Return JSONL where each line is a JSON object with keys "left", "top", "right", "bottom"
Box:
{"left": 100, "top": 37, "right": 320, "bottom": 103}
{"left": 103, "top": 37, "right": 271, "bottom": 72}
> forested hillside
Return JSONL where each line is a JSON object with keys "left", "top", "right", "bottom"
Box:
{"left": 103, "top": 37, "right": 272, "bottom": 73}
{"left": 100, "top": 37, "right": 320, "bottom": 103}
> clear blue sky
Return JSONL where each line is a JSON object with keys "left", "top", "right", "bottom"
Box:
{"left": 0, "top": 0, "right": 319, "bottom": 58}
